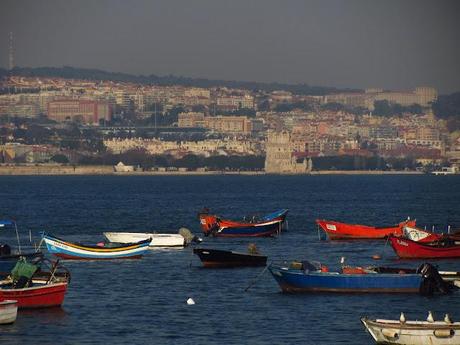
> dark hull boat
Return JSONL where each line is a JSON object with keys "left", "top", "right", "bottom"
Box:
{"left": 193, "top": 248, "right": 267, "bottom": 268}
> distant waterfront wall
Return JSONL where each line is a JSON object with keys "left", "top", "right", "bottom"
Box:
{"left": 0, "top": 165, "right": 114, "bottom": 175}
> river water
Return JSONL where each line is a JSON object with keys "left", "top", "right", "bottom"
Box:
{"left": 1, "top": 175, "right": 460, "bottom": 344}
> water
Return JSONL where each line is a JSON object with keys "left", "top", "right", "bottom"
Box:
{"left": 1, "top": 175, "right": 460, "bottom": 344}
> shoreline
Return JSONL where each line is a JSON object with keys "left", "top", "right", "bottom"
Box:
{"left": 0, "top": 164, "right": 426, "bottom": 176}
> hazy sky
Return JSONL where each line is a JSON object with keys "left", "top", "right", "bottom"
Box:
{"left": 1, "top": 0, "right": 459, "bottom": 93}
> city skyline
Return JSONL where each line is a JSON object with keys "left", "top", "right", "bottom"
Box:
{"left": 1, "top": 0, "right": 460, "bottom": 94}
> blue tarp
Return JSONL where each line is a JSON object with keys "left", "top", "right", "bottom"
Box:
{"left": 0, "top": 220, "right": 15, "bottom": 226}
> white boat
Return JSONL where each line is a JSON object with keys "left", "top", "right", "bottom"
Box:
{"left": 0, "top": 300, "right": 18, "bottom": 324}
{"left": 103, "top": 232, "right": 186, "bottom": 248}
{"left": 362, "top": 312, "right": 460, "bottom": 345}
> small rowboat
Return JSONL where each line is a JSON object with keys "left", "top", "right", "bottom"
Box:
{"left": 362, "top": 312, "right": 460, "bottom": 345}
{"left": 316, "top": 219, "right": 415, "bottom": 240}
{"left": 268, "top": 261, "right": 449, "bottom": 295}
{"left": 0, "top": 282, "right": 68, "bottom": 309}
{"left": 0, "top": 300, "right": 18, "bottom": 324}
{"left": 103, "top": 232, "right": 186, "bottom": 248}
{"left": 198, "top": 209, "right": 288, "bottom": 237}
{"left": 193, "top": 248, "right": 267, "bottom": 268}
{"left": 42, "top": 233, "right": 150, "bottom": 260}
{"left": 389, "top": 235, "right": 460, "bottom": 259}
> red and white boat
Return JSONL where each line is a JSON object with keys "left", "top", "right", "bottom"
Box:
{"left": 389, "top": 235, "right": 460, "bottom": 259}
{"left": 0, "top": 282, "right": 68, "bottom": 309}
{"left": 0, "top": 300, "right": 18, "bottom": 324}
{"left": 316, "top": 219, "right": 416, "bottom": 240}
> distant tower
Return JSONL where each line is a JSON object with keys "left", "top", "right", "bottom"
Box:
{"left": 9, "top": 32, "right": 14, "bottom": 71}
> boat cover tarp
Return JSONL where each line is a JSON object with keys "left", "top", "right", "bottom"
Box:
{"left": 11, "top": 258, "right": 38, "bottom": 280}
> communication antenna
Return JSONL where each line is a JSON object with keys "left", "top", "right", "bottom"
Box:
{"left": 9, "top": 32, "right": 15, "bottom": 71}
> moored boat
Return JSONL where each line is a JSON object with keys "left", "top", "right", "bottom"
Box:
{"left": 268, "top": 261, "right": 449, "bottom": 295}
{"left": 389, "top": 235, "right": 460, "bottom": 259}
{"left": 316, "top": 218, "right": 415, "bottom": 240}
{"left": 103, "top": 232, "right": 186, "bottom": 247}
{"left": 0, "top": 282, "right": 68, "bottom": 309}
{"left": 362, "top": 312, "right": 460, "bottom": 345}
{"left": 198, "top": 209, "right": 288, "bottom": 237}
{"left": 42, "top": 233, "right": 150, "bottom": 260}
{"left": 193, "top": 247, "right": 267, "bottom": 268}
{"left": 0, "top": 300, "right": 18, "bottom": 324}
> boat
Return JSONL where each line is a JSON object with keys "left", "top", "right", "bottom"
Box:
{"left": 268, "top": 260, "right": 449, "bottom": 295}
{"left": 0, "top": 300, "right": 18, "bottom": 324}
{"left": 403, "top": 225, "right": 460, "bottom": 243}
{"left": 362, "top": 312, "right": 460, "bottom": 345}
{"left": 315, "top": 218, "right": 416, "bottom": 240}
{"left": 389, "top": 235, "right": 460, "bottom": 259}
{"left": 0, "top": 219, "right": 44, "bottom": 277}
{"left": 42, "top": 233, "right": 151, "bottom": 260}
{"left": 103, "top": 232, "right": 186, "bottom": 248}
{"left": 193, "top": 245, "right": 267, "bottom": 268}
{"left": 0, "top": 257, "right": 69, "bottom": 308}
{"left": 198, "top": 209, "right": 288, "bottom": 237}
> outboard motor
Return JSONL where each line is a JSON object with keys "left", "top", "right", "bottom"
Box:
{"left": 418, "top": 263, "right": 451, "bottom": 296}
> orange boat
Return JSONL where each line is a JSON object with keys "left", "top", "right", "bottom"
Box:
{"left": 316, "top": 219, "right": 416, "bottom": 240}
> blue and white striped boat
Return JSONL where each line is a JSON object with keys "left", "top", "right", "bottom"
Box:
{"left": 42, "top": 233, "right": 150, "bottom": 260}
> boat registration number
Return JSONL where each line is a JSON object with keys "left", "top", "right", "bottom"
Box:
{"left": 326, "top": 224, "right": 337, "bottom": 231}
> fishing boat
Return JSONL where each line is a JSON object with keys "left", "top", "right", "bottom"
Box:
{"left": 0, "top": 300, "right": 18, "bottom": 324}
{"left": 198, "top": 209, "right": 288, "bottom": 237}
{"left": 42, "top": 233, "right": 150, "bottom": 260}
{"left": 403, "top": 225, "right": 460, "bottom": 243}
{"left": 315, "top": 218, "right": 416, "bottom": 240}
{"left": 193, "top": 246, "right": 267, "bottom": 268}
{"left": 268, "top": 261, "right": 449, "bottom": 295}
{"left": 103, "top": 232, "right": 186, "bottom": 248}
{"left": 0, "top": 257, "right": 69, "bottom": 309}
{"left": 362, "top": 312, "right": 460, "bottom": 345}
{"left": 389, "top": 235, "right": 460, "bottom": 259}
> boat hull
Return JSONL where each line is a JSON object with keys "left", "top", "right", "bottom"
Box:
{"left": 390, "top": 236, "right": 460, "bottom": 259}
{"left": 43, "top": 234, "right": 150, "bottom": 260}
{"left": 0, "top": 282, "right": 67, "bottom": 309}
{"left": 103, "top": 232, "right": 185, "bottom": 247}
{"left": 0, "top": 300, "right": 18, "bottom": 324}
{"left": 199, "top": 209, "right": 288, "bottom": 237}
{"left": 361, "top": 317, "right": 460, "bottom": 345}
{"left": 193, "top": 248, "right": 267, "bottom": 268}
{"left": 269, "top": 266, "right": 422, "bottom": 293}
{"left": 316, "top": 219, "right": 414, "bottom": 240}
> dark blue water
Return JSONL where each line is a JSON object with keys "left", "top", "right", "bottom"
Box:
{"left": 1, "top": 175, "right": 460, "bottom": 345}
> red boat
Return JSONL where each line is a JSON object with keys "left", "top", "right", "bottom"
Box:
{"left": 389, "top": 235, "right": 460, "bottom": 259}
{"left": 315, "top": 219, "right": 416, "bottom": 240}
{"left": 0, "top": 282, "right": 68, "bottom": 308}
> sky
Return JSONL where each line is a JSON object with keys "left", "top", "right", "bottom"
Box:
{"left": 1, "top": 0, "right": 459, "bottom": 94}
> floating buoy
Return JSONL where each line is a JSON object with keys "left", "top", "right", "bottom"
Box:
{"left": 372, "top": 254, "right": 381, "bottom": 260}
{"left": 186, "top": 298, "right": 195, "bottom": 305}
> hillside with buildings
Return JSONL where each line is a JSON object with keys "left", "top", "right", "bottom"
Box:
{"left": 1, "top": 68, "right": 459, "bottom": 173}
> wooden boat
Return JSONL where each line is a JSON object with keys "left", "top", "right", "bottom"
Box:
{"left": 403, "top": 225, "right": 460, "bottom": 243}
{"left": 42, "top": 233, "right": 150, "bottom": 260}
{"left": 0, "top": 282, "right": 68, "bottom": 309}
{"left": 268, "top": 261, "right": 448, "bottom": 294}
{"left": 389, "top": 235, "right": 460, "bottom": 259}
{"left": 362, "top": 312, "right": 460, "bottom": 345}
{"left": 0, "top": 300, "right": 18, "bottom": 324}
{"left": 103, "top": 232, "right": 186, "bottom": 247}
{"left": 198, "top": 209, "right": 288, "bottom": 237}
{"left": 315, "top": 218, "right": 416, "bottom": 240}
{"left": 193, "top": 247, "right": 267, "bottom": 268}
{"left": 0, "top": 257, "right": 69, "bottom": 309}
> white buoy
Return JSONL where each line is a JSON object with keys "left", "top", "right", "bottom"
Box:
{"left": 427, "top": 311, "right": 434, "bottom": 323}
{"left": 186, "top": 298, "right": 195, "bottom": 305}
